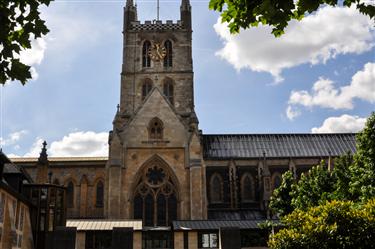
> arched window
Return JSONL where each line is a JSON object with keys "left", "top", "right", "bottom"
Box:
{"left": 96, "top": 180, "right": 104, "bottom": 208}
{"left": 163, "top": 79, "right": 174, "bottom": 105}
{"left": 133, "top": 162, "right": 178, "bottom": 227}
{"left": 210, "top": 174, "right": 223, "bottom": 203}
{"left": 163, "top": 40, "right": 172, "bottom": 68}
{"left": 272, "top": 173, "right": 282, "bottom": 191}
{"left": 66, "top": 181, "right": 74, "bottom": 208}
{"left": 148, "top": 118, "right": 163, "bottom": 140}
{"left": 241, "top": 173, "right": 255, "bottom": 202}
{"left": 142, "top": 41, "right": 151, "bottom": 67}
{"left": 142, "top": 79, "right": 153, "bottom": 100}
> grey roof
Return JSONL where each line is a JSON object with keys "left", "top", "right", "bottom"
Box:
{"left": 208, "top": 210, "right": 265, "bottom": 220}
{"left": 202, "top": 133, "right": 356, "bottom": 159}
{"left": 173, "top": 220, "right": 264, "bottom": 230}
{"left": 3, "top": 163, "right": 23, "bottom": 174}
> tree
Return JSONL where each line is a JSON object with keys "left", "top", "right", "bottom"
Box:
{"left": 269, "top": 171, "right": 295, "bottom": 217}
{"left": 209, "top": 0, "right": 375, "bottom": 36}
{"left": 350, "top": 112, "right": 375, "bottom": 201}
{"left": 0, "top": 0, "right": 52, "bottom": 85}
{"left": 268, "top": 112, "right": 375, "bottom": 248}
{"left": 269, "top": 199, "right": 375, "bottom": 249}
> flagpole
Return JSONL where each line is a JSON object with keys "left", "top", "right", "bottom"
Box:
{"left": 157, "top": 0, "right": 159, "bottom": 21}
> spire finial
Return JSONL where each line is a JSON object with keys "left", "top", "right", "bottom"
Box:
{"left": 126, "top": 0, "right": 134, "bottom": 7}
{"left": 38, "top": 140, "right": 49, "bottom": 165}
{"left": 116, "top": 104, "right": 120, "bottom": 114}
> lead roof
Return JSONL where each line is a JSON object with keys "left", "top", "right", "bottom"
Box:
{"left": 202, "top": 133, "right": 356, "bottom": 159}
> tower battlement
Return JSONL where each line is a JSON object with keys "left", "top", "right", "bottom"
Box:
{"left": 130, "top": 20, "right": 184, "bottom": 31}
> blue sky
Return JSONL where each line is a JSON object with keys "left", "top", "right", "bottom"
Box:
{"left": 1, "top": 0, "right": 374, "bottom": 157}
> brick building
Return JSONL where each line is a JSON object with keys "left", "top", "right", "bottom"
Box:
{"left": 12, "top": 0, "right": 356, "bottom": 248}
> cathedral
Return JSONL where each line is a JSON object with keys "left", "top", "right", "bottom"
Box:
{"left": 4, "top": 0, "right": 357, "bottom": 248}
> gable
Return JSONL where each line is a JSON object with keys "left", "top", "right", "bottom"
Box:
{"left": 123, "top": 88, "right": 188, "bottom": 148}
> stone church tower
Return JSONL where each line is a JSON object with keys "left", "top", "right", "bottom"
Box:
{"left": 105, "top": 0, "right": 206, "bottom": 223}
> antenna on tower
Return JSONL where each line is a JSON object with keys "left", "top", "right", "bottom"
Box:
{"left": 157, "top": 0, "right": 160, "bottom": 21}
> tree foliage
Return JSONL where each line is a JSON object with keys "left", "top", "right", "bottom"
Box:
{"left": 269, "top": 171, "right": 295, "bottom": 217}
{"left": 269, "top": 199, "right": 375, "bottom": 249}
{"left": 269, "top": 112, "right": 375, "bottom": 248}
{"left": 0, "top": 0, "right": 52, "bottom": 85}
{"left": 350, "top": 113, "right": 375, "bottom": 201}
{"left": 209, "top": 0, "right": 375, "bottom": 36}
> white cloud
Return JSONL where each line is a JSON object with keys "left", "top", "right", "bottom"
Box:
{"left": 0, "top": 130, "right": 28, "bottom": 146}
{"left": 286, "top": 106, "right": 301, "bottom": 120}
{"left": 286, "top": 62, "right": 375, "bottom": 119}
{"left": 312, "top": 114, "right": 367, "bottom": 133}
{"left": 49, "top": 131, "right": 108, "bottom": 157}
{"left": 18, "top": 131, "right": 108, "bottom": 157}
{"left": 214, "top": 6, "right": 374, "bottom": 82}
{"left": 24, "top": 137, "right": 45, "bottom": 157}
{"left": 41, "top": 3, "right": 116, "bottom": 60}
{"left": 19, "top": 38, "right": 46, "bottom": 66}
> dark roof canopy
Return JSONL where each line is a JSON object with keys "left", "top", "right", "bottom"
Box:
{"left": 202, "top": 133, "right": 356, "bottom": 159}
{"left": 173, "top": 220, "right": 265, "bottom": 230}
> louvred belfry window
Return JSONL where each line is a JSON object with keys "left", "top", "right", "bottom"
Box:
{"left": 163, "top": 79, "right": 174, "bottom": 105}
{"left": 142, "top": 41, "right": 151, "bottom": 67}
{"left": 133, "top": 163, "right": 178, "bottom": 227}
{"left": 142, "top": 79, "right": 153, "bottom": 100}
{"left": 163, "top": 40, "right": 172, "bottom": 68}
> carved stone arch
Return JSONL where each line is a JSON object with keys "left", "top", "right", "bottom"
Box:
{"left": 130, "top": 154, "right": 181, "bottom": 200}
{"left": 271, "top": 172, "right": 282, "bottom": 191}
{"left": 93, "top": 177, "right": 105, "bottom": 208}
{"left": 80, "top": 175, "right": 90, "bottom": 185}
{"left": 148, "top": 117, "right": 164, "bottom": 140}
{"left": 240, "top": 173, "right": 255, "bottom": 202}
{"left": 209, "top": 173, "right": 224, "bottom": 203}
{"left": 131, "top": 154, "right": 180, "bottom": 227}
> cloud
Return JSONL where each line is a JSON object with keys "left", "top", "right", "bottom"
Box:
{"left": 214, "top": 6, "right": 374, "bottom": 82}
{"left": 49, "top": 131, "right": 108, "bottom": 157}
{"left": 24, "top": 137, "right": 45, "bottom": 157}
{"left": 18, "top": 131, "right": 108, "bottom": 157}
{"left": 41, "top": 3, "right": 116, "bottom": 60}
{"left": 286, "top": 106, "right": 301, "bottom": 120}
{"left": 0, "top": 130, "right": 28, "bottom": 146}
{"left": 19, "top": 38, "right": 46, "bottom": 66}
{"left": 286, "top": 62, "right": 375, "bottom": 119}
{"left": 312, "top": 114, "right": 367, "bottom": 133}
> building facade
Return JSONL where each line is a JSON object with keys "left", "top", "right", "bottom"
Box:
{"left": 12, "top": 1, "right": 357, "bottom": 248}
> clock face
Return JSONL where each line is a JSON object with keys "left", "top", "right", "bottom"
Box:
{"left": 148, "top": 42, "right": 167, "bottom": 61}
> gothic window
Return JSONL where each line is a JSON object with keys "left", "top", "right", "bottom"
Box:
{"left": 133, "top": 163, "right": 178, "bottom": 227}
{"left": 272, "top": 173, "right": 282, "bottom": 191}
{"left": 66, "top": 181, "right": 74, "bottom": 208}
{"left": 142, "top": 40, "right": 151, "bottom": 67}
{"left": 95, "top": 180, "right": 104, "bottom": 208}
{"left": 163, "top": 79, "right": 174, "bottom": 105}
{"left": 142, "top": 79, "right": 153, "bottom": 100}
{"left": 210, "top": 174, "right": 223, "bottom": 203}
{"left": 163, "top": 40, "right": 172, "bottom": 68}
{"left": 148, "top": 118, "right": 163, "bottom": 140}
{"left": 241, "top": 173, "right": 255, "bottom": 202}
